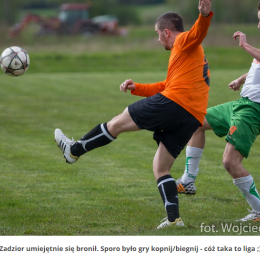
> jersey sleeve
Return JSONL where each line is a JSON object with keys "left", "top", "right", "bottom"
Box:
{"left": 131, "top": 80, "right": 166, "bottom": 97}
{"left": 177, "top": 11, "right": 213, "bottom": 51}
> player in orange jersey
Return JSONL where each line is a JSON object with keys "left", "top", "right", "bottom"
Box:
{"left": 177, "top": 1, "right": 260, "bottom": 223}
{"left": 54, "top": 0, "right": 213, "bottom": 229}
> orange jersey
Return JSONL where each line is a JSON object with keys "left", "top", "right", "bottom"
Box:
{"left": 131, "top": 12, "right": 213, "bottom": 125}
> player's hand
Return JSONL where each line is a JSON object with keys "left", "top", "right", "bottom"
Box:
{"left": 229, "top": 79, "right": 242, "bottom": 91}
{"left": 198, "top": 0, "right": 211, "bottom": 17}
{"left": 233, "top": 31, "right": 247, "bottom": 48}
{"left": 120, "top": 79, "right": 136, "bottom": 93}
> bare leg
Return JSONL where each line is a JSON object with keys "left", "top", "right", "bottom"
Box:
{"left": 187, "top": 117, "right": 212, "bottom": 148}
{"left": 153, "top": 142, "right": 175, "bottom": 180}
{"left": 70, "top": 107, "right": 140, "bottom": 157}
{"left": 223, "top": 142, "right": 260, "bottom": 214}
{"left": 223, "top": 142, "right": 249, "bottom": 178}
{"left": 107, "top": 107, "right": 141, "bottom": 137}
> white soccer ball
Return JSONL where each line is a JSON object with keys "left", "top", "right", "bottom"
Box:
{"left": 0, "top": 46, "right": 30, "bottom": 77}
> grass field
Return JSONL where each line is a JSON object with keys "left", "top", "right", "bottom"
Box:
{"left": 1, "top": 67, "right": 260, "bottom": 236}
{"left": 1, "top": 9, "right": 260, "bottom": 236}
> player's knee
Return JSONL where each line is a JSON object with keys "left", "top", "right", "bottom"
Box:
{"left": 107, "top": 114, "right": 124, "bottom": 131}
{"left": 223, "top": 157, "right": 230, "bottom": 171}
{"left": 223, "top": 157, "right": 236, "bottom": 173}
{"left": 109, "top": 114, "right": 121, "bottom": 124}
{"left": 106, "top": 122, "right": 119, "bottom": 138}
{"left": 153, "top": 162, "right": 171, "bottom": 178}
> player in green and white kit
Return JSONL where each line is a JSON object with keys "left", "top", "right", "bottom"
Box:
{"left": 177, "top": 2, "right": 260, "bottom": 222}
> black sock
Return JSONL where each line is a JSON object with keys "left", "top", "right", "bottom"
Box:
{"left": 157, "top": 175, "right": 179, "bottom": 222}
{"left": 71, "top": 123, "right": 116, "bottom": 157}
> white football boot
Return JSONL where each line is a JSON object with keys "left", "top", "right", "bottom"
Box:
{"left": 157, "top": 217, "right": 184, "bottom": 229}
{"left": 236, "top": 209, "right": 260, "bottom": 222}
{"left": 54, "top": 128, "right": 79, "bottom": 164}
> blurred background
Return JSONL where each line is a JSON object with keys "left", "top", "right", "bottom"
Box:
{"left": 1, "top": 0, "right": 259, "bottom": 26}
{"left": 0, "top": 0, "right": 260, "bottom": 72}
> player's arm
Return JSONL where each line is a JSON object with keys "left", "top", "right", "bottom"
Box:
{"left": 120, "top": 79, "right": 166, "bottom": 97}
{"left": 178, "top": 0, "right": 213, "bottom": 50}
{"left": 233, "top": 31, "right": 260, "bottom": 62}
{"left": 131, "top": 81, "right": 166, "bottom": 97}
{"left": 229, "top": 73, "right": 248, "bottom": 91}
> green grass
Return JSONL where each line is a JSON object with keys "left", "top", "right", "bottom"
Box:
{"left": 0, "top": 17, "right": 260, "bottom": 236}
{"left": 0, "top": 69, "right": 260, "bottom": 236}
{"left": 23, "top": 47, "right": 253, "bottom": 74}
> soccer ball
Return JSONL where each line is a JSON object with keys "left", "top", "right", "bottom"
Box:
{"left": 0, "top": 46, "right": 30, "bottom": 77}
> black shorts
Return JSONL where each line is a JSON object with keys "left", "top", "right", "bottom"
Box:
{"left": 128, "top": 93, "right": 200, "bottom": 158}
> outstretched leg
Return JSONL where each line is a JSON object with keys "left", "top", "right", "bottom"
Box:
{"left": 54, "top": 107, "right": 140, "bottom": 163}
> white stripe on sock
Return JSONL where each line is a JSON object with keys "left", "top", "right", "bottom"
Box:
{"left": 157, "top": 177, "right": 175, "bottom": 188}
{"left": 78, "top": 124, "right": 115, "bottom": 151}
{"left": 160, "top": 183, "right": 177, "bottom": 210}
{"left": 101, "top": 123, "right": 115, "bottom": 141}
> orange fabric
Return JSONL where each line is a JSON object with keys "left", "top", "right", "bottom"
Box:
{"left": 131, "top": 12, "right": 213, "bottom": 125}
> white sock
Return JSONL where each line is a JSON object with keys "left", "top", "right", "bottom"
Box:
{"left": 233, "top": 175, "right": 260, "bottom": 213}
{"left": 180, "top": 146, "right": 203, "bottom": 184}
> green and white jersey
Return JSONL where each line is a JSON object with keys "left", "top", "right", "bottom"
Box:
{"left": 241, "top": 58, "right": 260, "bottom": 103}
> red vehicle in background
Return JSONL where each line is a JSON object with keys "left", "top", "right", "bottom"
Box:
{"left": 9, "top": 3, "right": 126, "bottom": 37}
